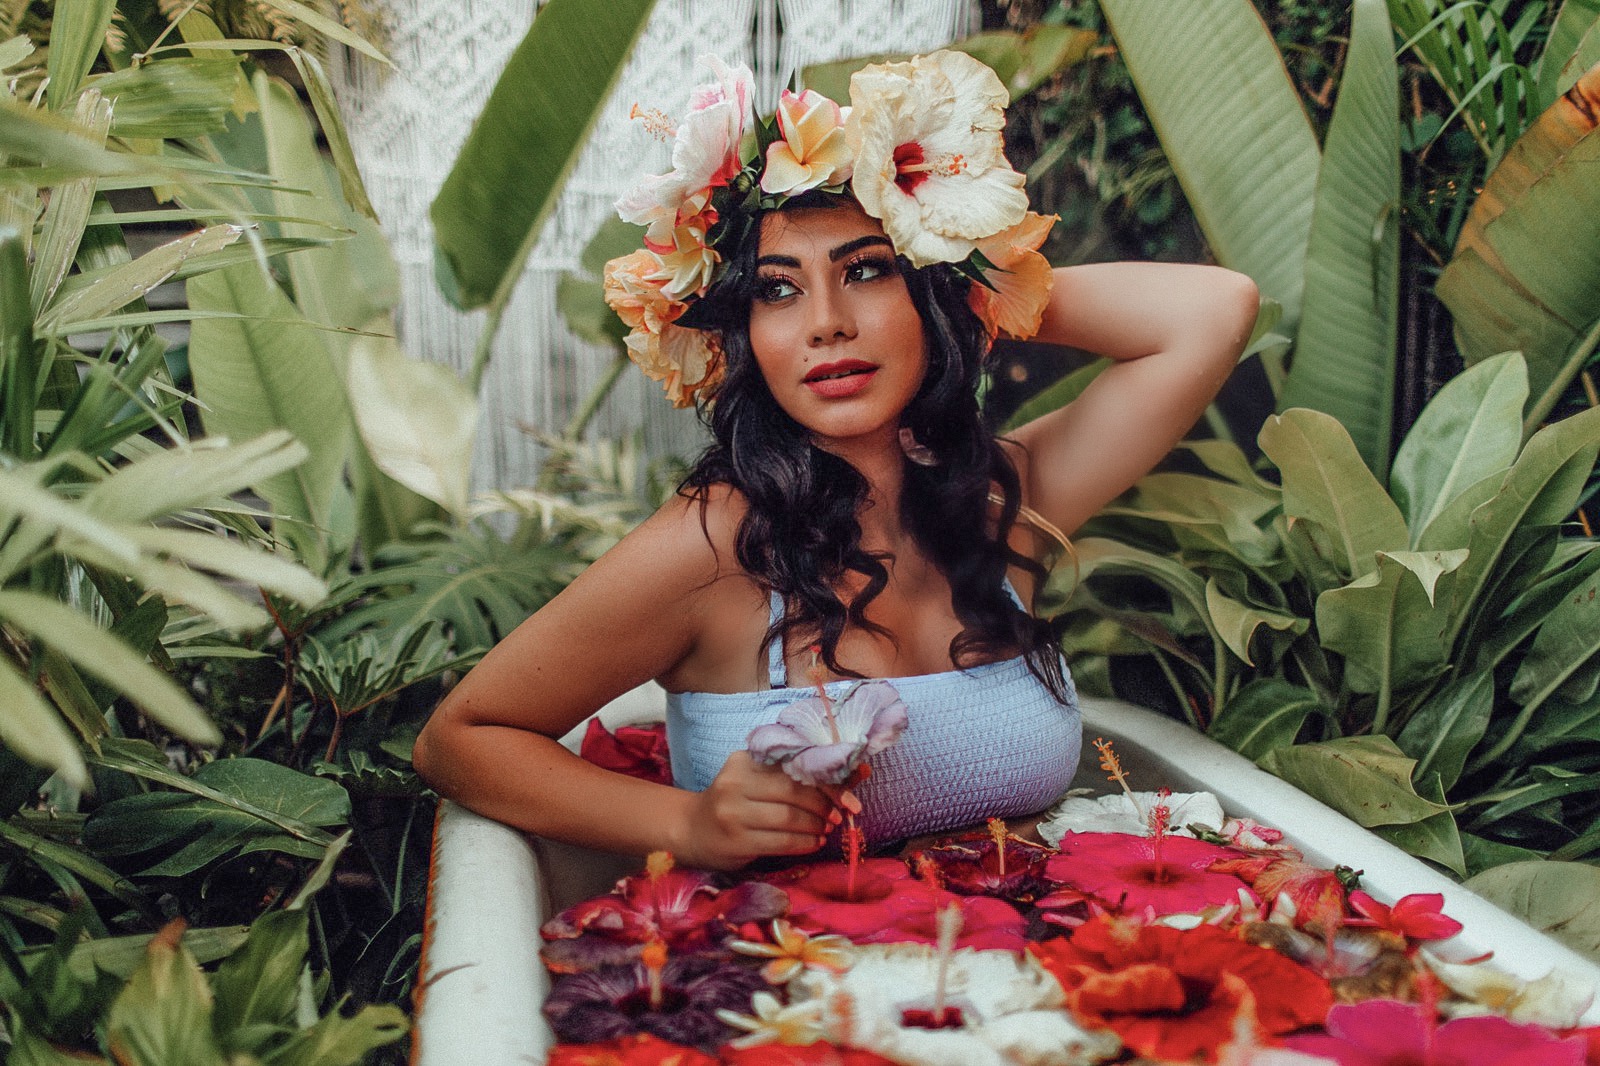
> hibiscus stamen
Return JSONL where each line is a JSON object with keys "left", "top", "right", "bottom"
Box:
{"left": 1148, "top": 789, "right": 1172, "bottom": 883}
{"left": 987, "top": 817, "right": 1008, "bottom": 878}
{"left": 843, "top": 817, "right": 865, "bottom": 901}
{"left": 628, "top": 102, "right": 676, "bottom": 140}
{"left": 641, "top": 939, "right": 668, "bottom": 1010}
{"left": 930, "top": 901, "right": 963, "bottom": 1026}
{"left": 913, "top": 852, "right": 945, "bottom": 889}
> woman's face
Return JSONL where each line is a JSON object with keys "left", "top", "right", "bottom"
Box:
{"left": 747, "top": 202, "right": 928, "bottom": 453}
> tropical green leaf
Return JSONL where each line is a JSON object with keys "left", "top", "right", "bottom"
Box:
{"left": 103, "top": 923, "right": 227, "bottom": 1066}
{"left": 80, "top": 431, "right": 310, "bottom": 527}
{"left": 0, "top": 656, "right": 87, "bottom": 789}
{"left": 267, "top": 1003, "right": 408, "bottom": 1066}
{"left": 1555, "top": 17, "right": 1600, "bottom": 96}
{"left": 1282, "top": 0, "right": 1401, "bottom": 475}
{"left": 1205, "top": 578, "right": 1305, "bottom": 666}
{"left": 1258, "top": 408, "right": 1408, "bottom": 579}
{"left": 37, "top": 224, "right": 247, "bottom": 336}
{"left": 1391, "top": 351, "right": 1526, "bottom": 539}
{"left": 1178, "top": 438, "right": 1280, "bottom": 497}
{"left": 952, "top": 26, "right": 1098, "bottom": 99}
{"left": 0, "top": 35, "right": 33, "bottom": 72}
{"left": 1098, "top": 0, "right": 1319, "bottom": 334}
{"left": 45, "top": 0, "right": 116, "bottom": 111}
{"left": 431, "top": 0, "right": 657, "bottom": 314}
{"left": 1208, "top": 677, "right": 1324, "bottom": 760}
{"left": 17, "top": 925, "right": 249, "bottom": 983}
{"left": 1372, "top": 770, "right": 1466, "bottom": 874}
{"left": 1538, "top": 0, "right": 1600, "bottom": 104}
{"left": 122, "top": 527, "right": 326, "bottom": 607}
{"left": 1317, "top": 549, "right": 1465, "bottom": 696}
{"left": 1463, "top": 860, "right": 1600, "bottom": 959}
{"left": 211, "top": 910, "right": 306, "bottom": 1039}
{"left": 1000, "top": 358, "right": 1108, "bottom": 432}
{"left": 346, "top": 331, "right": 477, "bottom": 515}
{"left": 1438, "top": 62, "right": 1600, "bottom": 423}
{"left": 1, "top": 225, "right": 40, "bottom": 460}
{"left": 89, "top": 56, "right": 240, "bottom": 139}
{"left": 1260, "top": 735, "right": 1452, "bottom": 826}
{"left": 1058, "top": 536, "right": 1216, "bottom": 642}
{"left": 1443, "top": 405, "right": 1600, "bottom": 646}
{"left": 1508, "top": 557, "right": 1600, "bottom": 708}
{"left": 253, "top": 0, "right": 390, "bottom": 64}
{"left": 1394, "top": 669, "right": 1494, "bottom": 790}
{"left": 30, "top": 93, "right": 109, "bottom": 317}
{"left": 281, "top": 48, "right": 376, "bottom": 221}
{"left": 187, "top": 262, "right": 351, "bottom": 572}
{"left": 0, "top": 590, "right": 219, "bottom": 746}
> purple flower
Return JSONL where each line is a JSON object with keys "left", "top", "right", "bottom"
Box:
{"left": 746, "top": 680, "right": 908, "bottom": 786}
{"left": 543, "top": 954, "right": 768, "bottom": 1051}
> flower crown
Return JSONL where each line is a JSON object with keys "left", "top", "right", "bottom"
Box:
{"left": 604, "top": 50, "right": 1058, "bottom": 408}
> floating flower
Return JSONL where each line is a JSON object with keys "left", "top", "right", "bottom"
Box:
{"left": 580, "top": 718, "right": 672, "bottom": 785}
{"left": 729, "top": 919, "right": 854, "bottom": 984}
{"left": 761, "top": 858, "right": 1026, "bottom": 951}
{"left": 1210, "top": 850, "right": 1350, "bottom": 937}
{"left": 790, "top": 942, "right": 1122, "bottom": 1066}
{"left": 1424, "top": 955, "right": 1597, "bottom": 1029}
{"left": 547, "top": 1032, "right": 718, "bottom": 1065}
{"left": 544, "top": 954, "right": 769, "bottom": 1050}
{"left": 1032, "top": 917, "right": 1333, "bottom": 1063}
{"left": 1240, "top": 921, "right": 1415, "bottom": 1003}
{"left": 746, "top": 681, "right": 908, "bottom": 788}
{"left": 1346, "top": 892, "right": 1462, "bottom": 943}
{"left": 1037, "top": 789, "right": 1227, "bottom": 844}
{"left": 966, "top": 211, "right": 1057, "bottom": 342}
{"left": 1046, "top": 832, "right": 1258, "bottom": 916}
{"left": 845, "top": 50, "right": 1028, "bottom": 268}
{"left": 909, "top": 821, "right": 1054, "bottom": 904}
{"left": 718, "top": 991, "right": 829, "bottom": 1048}
{"left": 1282, "top": 998, "right": 1587, "bottom": 1066}
{"left": 543, "top": 853, "right": 787, "bottom": 971}
{"left": 761, "top": 89, "right": 853, "bottom": 196}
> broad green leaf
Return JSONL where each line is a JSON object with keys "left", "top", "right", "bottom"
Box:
{"left": 1260, "top": 737, "right": 1456, "bottom": 854}
{"left": 254, "top": 0, "right": 390, "bottom": 64}
{"left": 1464, "top": 860, "right": 1600, "bottom": 958}
{"left": 187, "top": 262, "right": 351, "bottom": 572}
{"left": 1415, "top": 469, "right": 1502, "bottom": 551}
{"left": 81, "top": 431, "right": 309, "bottom": 526}
{"left": 0, "top": 818, "right": 151, "bottom": 917}
{"left": 1205, "top": 578, "right": 1305, "bottom": 666}
{"left": 123, "top": 527, "right": 326, "bottom": 607}
{"left": 30, "top": 92, "right": 110, "bottom": 316}
{"left": 1538, "top": 0, "right": 1600, "bottom": 104}
{"left": 0, "top": 657, "right": 87, "bottom": 789}
{"left": 1555, "top": 18, "right": 1600, "bottom": 96}
{"left": 1208, "top": 677, "right": 1324, "bottom": 760}
{"left": 1056, "top": 536, "right": 1216, "bottom": 642}
{"left": 1259, "top": 408, "right": 1408, "bottom": 579}
{"left": 18, "top": 925, "right": 248, "bottom": 983}
{"left": 1000, "top": 358, "right": 1108, "bottom": 431}
{"left": 1394, "top": 669, "right": 1494, "bottom": 790}
{"left": 1392, "top": 352, "right": 1526, "bottom": 539}
{"left": 1316, "top": 550, "right": 1464, "bottom": 694}
{"left": 0, "top": 35, "right": 32, "bottom": 72}
{"left": 1380, "top": 548, "right": 1471, "bottom": 605}
{"left": 1463, "top": 832, "right": 1545, "bottom": 875}
{"left": 1099, "top": 0, "right": 1319, "bottom": 333}
{"left": 952, "top": 27, "right": 1098, "bottom": 99}
{"left": 7, "top": 1025, "right": 112, "bottom": 1065}
{"left": 281, "top": 48, "right": 377, "bottom": 221}
{"left": 1101, "top": 472, "right": 1281, "bottom": 569}
{"left": 38, "top": 224, "right": 246, "bottom": 336}
{"left": 1372, "top": 770, "right": 1465, "bottom": 874}
{"left": 1, "top": 226, "right": 39, "bottom": 460}
{"left": 346, "top": 330, "right": 477, "bottom": 515}
{"left": 0, "top": 590, "right": 220, "bottom": 746}
{"left": 1443, "top": 405, "right": 1600, "bottom": 647}
{"left": 104, "top": 923, "right": 227, "bottom": 1066}
{"left": 267, "top": 1003, "right": 408, "bottom": 1066}
{"left": 74, "top": 547, "right": 269, "bottom": 633}
{"left": 1179, "top": 438, "right": 1280, "bottom": 497}
{"left": 1438, "top": 62, "right": 1600, "bottom": 422}
{"left": 212, "top": 910, "right": 307, "bottom": 1038}
{"left": 1509, "top": 557, "right": 1600, "bottom": 708}
{"left": 89, "top": 57, "right": 240, "bottom": 139}
{"left": 1282, "top": 0, "right": 1401, "bottom": 475}
{"left": 45, "top": 0, "right": 116, "bottom": 111}
{"left": 431, "top": 0, "right": 657, "bottom": 311}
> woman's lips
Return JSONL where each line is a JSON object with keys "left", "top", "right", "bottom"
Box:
{"left": 804, "top": 360, "right": 878, "bottom": 398}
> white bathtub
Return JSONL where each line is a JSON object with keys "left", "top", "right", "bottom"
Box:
{"left": 412, "top": 692, "right": 1600, "bottom": 1065}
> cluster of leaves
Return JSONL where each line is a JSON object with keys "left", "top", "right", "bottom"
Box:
{"left": 1049, "top": 352, "right": 1600, "bottom": 879}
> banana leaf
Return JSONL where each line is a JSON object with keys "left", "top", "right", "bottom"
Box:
{"left": 1537, "top": 0, "right": 1600, "bottom": 103}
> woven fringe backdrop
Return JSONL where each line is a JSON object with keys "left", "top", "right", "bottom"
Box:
{"left": 329, "top": 0, "right": 977, "bottom": 494}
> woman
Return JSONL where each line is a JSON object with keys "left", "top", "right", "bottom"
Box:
{"left": 412, "top": 52, "right": 1256, "bottom": 871}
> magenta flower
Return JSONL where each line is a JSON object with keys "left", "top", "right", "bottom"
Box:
{"left": 1346, "top": 892, "right": 1463, "bottom": 943}
{"left": 1046, "top": 831, "right": 1258, "bottom": 916}
{"left": 1283, "top": 999, "right": 1587, "bottom": 1066}
{"left": 746, "top": 680, "right": 908, "bottom": 787}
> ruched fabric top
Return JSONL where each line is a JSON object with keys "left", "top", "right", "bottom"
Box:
{"left": 665, "top": 586, "right": 1082, "bottom": 845}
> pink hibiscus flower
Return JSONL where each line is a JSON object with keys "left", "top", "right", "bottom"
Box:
{"left": 1283, "top": 999, "right": 1587, "bottom": 1065}
{"left": 1047, "top": 831, "right": 1258, "bottom": 915}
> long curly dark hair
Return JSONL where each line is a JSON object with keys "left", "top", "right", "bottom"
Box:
{"left": 680, "top": 193, "right": 1069, "bottom": 701}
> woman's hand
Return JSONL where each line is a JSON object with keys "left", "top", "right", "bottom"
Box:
{"left": 675, "top": 752, "right": 836, "bottom": 870}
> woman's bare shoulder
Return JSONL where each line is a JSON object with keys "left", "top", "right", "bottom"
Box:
{"left": 634, "top": 482, "right": 748, "bottom": 581}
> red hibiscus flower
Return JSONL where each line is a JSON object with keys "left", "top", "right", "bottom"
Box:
{"left": 1283, "top": 998, "right": 1587, "bottom": 1065}
{"left": 909, "top": 821, "right": 1054, "bottom": 904}
{"left": 1346, "top": 891, "right": 1463, "bottom": 943}
{"left": 759, "top": 858, "right": 1025, "bottom": 950}
{"left": 581, "top": 719, "right": 673, "bottom": 784}
{"left": 1046, "top": 832, "right": 1258, "bottom": 915}
{"left": 549, "top": 1033, "right": 718, "bottom": 1065}
{"left": 1031, "top": 916, "right": 1333, "bottom": 1063}
{"left": 544, "top": 853, "right": 788, "bottom": 971}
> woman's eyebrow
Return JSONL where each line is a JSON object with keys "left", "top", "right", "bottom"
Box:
{"left": 829, "top": 235, "right": 893, "bottom": 262}
{"left": 755, "top": 253, "right": 801, "bottom": 268}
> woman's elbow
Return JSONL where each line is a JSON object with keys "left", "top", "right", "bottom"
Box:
{"left": 1218, "top": 268, "right": 1261, "bottom": 350}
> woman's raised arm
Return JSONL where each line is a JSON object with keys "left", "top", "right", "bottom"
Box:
{"left": 1007, "top": 262, "right": 1259, "bottom": 540}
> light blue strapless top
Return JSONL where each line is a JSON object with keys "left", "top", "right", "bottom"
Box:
{"left": 665, "top": 586, "right": 1082, "bottom": 844}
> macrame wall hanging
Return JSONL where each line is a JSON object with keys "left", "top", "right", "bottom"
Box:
{"left": 331, "top": 0, "right": 976, "bottom": 494}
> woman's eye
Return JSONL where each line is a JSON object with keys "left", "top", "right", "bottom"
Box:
{"left": 846, "top": 257, "right": 895, "bottom": 283}
{"left": 755, "top": 275, "right": 799, "bottom": 303}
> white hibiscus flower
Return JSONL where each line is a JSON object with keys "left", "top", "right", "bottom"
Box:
{"left": 1037, "top": 790, "right": 1227, "bottom": 845}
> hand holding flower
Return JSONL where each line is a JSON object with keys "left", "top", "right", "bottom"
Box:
{"left": 678, "top": 751, "right": 834, "bottom": 870}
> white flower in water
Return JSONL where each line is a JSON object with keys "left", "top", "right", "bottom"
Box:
{"left": 788, "top": 942, "right": 1121, "bottom": 1066}
{"left": 717, "top": 991, "right": 828, "bottom": 1048}
{"left": 1036, "top": 790, "right": 1227, "bottom": 845}
{"left": 1424, "top": 954, "right": 1596, "bottom": 1028}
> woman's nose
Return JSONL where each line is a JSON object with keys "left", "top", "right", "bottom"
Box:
{"left": 807, "top": 286, "right": 857, "bottom": 346}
